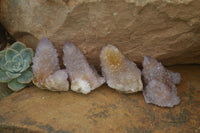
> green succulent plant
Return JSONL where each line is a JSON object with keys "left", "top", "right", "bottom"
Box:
{"left": 0, "top": 42, "right": 34, "bottom": 91}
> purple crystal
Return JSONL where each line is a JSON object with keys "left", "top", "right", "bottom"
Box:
{"left": 63, "top": 42, "right": 105, "bottom": 94}
{"left": 142, "top": 55, "right": 181, "bottom": 107}
{"left": 32, "top": 37, "right": 69, "bottom": 91}
{"left": 100, "top": 44, "right": 143, "bottom": 93}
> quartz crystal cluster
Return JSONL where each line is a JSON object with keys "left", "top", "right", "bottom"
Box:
{"left": 31, "top": 37, "right": 182, "bottom": 107}
{"left": 100, "top": 44, "right": 143, "bottom": 93}
{"left": 142, "top": 55, "right": 181, "bottom": 107}
{"left": 32, "top": 37, "right": 69, "bottom": 91}
{"left": 63, "top": 42, "right": 105, "bottom": 94}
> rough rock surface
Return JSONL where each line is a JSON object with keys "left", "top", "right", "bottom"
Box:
{"left": 142, "top": 56, "right": 181, "bottom": 107}
{"left": 63, "top": 42, "right": 105, "bottom": 94}
{"left": 0, "top": 65, "right": 200, "bottom": 133}
{"left": 1, "top": 0, "right": 200, "bottom": 68}
{"left": 100, "top": 44, "right": 143, "bottom": 93}
{"left": 32, "top": 37, "right": 69, "bottom": 91}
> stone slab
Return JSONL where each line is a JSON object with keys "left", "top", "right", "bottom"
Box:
{"left": 0, "top": 65, "right": 200, "bottom": 133}
{"left": 1, "top": 0, "right": 200, "bottom": 67}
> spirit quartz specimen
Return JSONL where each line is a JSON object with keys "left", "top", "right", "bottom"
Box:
{"left": 100, "top": 44, "right": 143, "bottom": 93}
{"left": 142, "top": 55, "right": 181, "bottom": 107}
{"left": 32, "top": 37, "right": 69, "bottom": 91}
{"left": 63, "top": 42, "right": 105, "bottom": 94}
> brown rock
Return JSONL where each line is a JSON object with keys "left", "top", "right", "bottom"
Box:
{"left": 0, "top": 65, "right": 200, "bottom": 133}
{"left": 1, "top": 0, "right": 200, "bottom": 68}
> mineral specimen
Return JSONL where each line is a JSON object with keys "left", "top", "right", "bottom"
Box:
{"left": 63, "top": 42, "right": 105, "bottom": 94}
{"left": 100, "top": 44, "right": 143, "bottom": 93}
{"left": 142, "top": 55, "right": 181, "bottom": 107}
{"left": 32, "top": 37, "right": 69, "bottom": 91}
{"left": 45, "top": 69, "right": 69, "bottom": 91}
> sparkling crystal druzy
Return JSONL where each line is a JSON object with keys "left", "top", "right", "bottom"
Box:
{"left": 63, "top": 42, "right": 105, "bottom": 94}
{"left": 100, "top": 44, "right": 143, "bottom": 93}
{"left": 32, "top": 37, "right": 69, "bottom": 91}
{"left": 142, "top": 55, "right": 181, "bottom": 107}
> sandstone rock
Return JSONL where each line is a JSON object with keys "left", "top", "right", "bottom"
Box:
{"left": 0, "top": 65, "right": 200, "bottom": 133}
{"left": 1, "top": 0, "right": 200, "bottom": 68}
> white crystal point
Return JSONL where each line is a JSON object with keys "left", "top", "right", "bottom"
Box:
{"left": 142, "top": 55, "right": 181, "bottom": 107}
{"left": 45, "top": 69, "right": 69, "bottom": 91}
{"left": 32, "top": 37, "right": 69, "bottom": 91}
{"left": 63, "top": 42, "right": 105, "bottom": 94}
{"left": 100, "top": 44, "right": 143, "bottom": 93}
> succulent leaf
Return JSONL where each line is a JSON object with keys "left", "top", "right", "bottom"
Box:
{"left": 0, "top": 54, "right": 6, "bottom": 70}
{"left": 20, "top": 48, "right": 34, "bottom": 63}
{"left": 12, "top": 54, "right": 23, "bottom": 71}
{"left": 0, "top": 69, "right": 11, "bottom": 82}
{"left": 10, "top": 42, "right": 26, "bottom": 52}
{"left": 8, "top": 79, "right": 26, "bottom": 91}
{"left": 0, "top": 50, "right": 5, "bottom": 55}
{"left": 12, "top": 54, "right": 23, "bottom": 64}
{"left": 3, "top": 61, "right": 14, "bottom": 72}
{"left": 17, "top": 70, "right": 33, "bottom": 84}
{"left": 5, "top": 48, "right": 19, "bottom": 61}
{"left": 4, "top": 61, "right": 21, "bottom": 72}
{"left": 20, "top": 60, "right": 30, "bottom": 72}
{"left": 6, "top": 71, "right": 21, "bottom": 79}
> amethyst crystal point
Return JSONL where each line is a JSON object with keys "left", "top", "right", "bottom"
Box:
{"left": 32, "top": 37, "right": 69, "bottom": 91}
{"left": 63, "top": 42, "right": 105, "bottom": 94}
{"left": 142, "top": 55, "right": 181, "bottom": 107}
{"left": 100, "top": 44, "right": 143, "bottom": 93}
{"left": 45, "top": 69, "right": 69, "bottom": 91}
